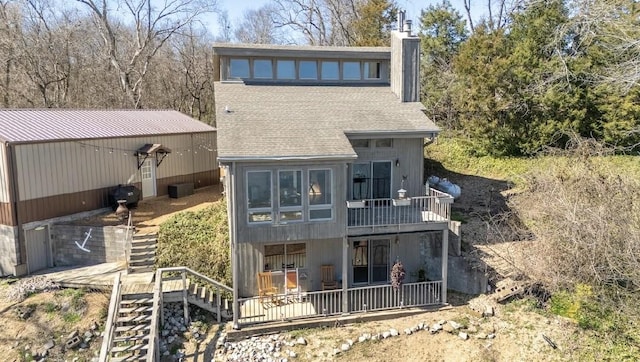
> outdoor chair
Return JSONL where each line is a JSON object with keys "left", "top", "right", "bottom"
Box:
{"left": 321, "top": 265, "right": 339, "bottom": 290}
{"left": 257, "top": 272, "right": 278, "bottom": 304}
{"left": 285, "top": 270, "right": 300, "bottom": 302}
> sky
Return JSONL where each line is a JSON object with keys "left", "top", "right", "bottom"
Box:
{"left": 216, "top": 0, "right": 486, "bottom": 36}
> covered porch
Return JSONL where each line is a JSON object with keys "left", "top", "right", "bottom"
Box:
{"left": 237, "top": 280, "right": 443, "bottom": 326}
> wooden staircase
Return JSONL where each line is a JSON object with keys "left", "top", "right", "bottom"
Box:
{"left": 108, "top": 292, "right": 154, "bottom": 361}
{"left": 128, "top": 233, "right": 157, "bottom": 274}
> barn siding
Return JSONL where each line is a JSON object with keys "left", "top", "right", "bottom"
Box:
{"left": 15, "top": 132, "right": 216, "bottom": 201}
{"left": 233, "top": 161, "right": 348, "bottom": 244}
{"left": 0, "top": 143, "right": 9, "bottom": 203}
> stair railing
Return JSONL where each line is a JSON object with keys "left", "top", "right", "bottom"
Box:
{"left": 147, "top": 269, "right": 163, "bottom": 362}
{"left": 98, "top": 272, "right": 123, "bottom": 361}
{"left": 123, "top": 211, "right": 133, "bottom": 273}
{"left": 157, "top": 267, "right": 233, "bottom": 323}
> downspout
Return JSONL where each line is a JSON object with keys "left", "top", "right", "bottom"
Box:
{"left": 226, "top": 162, "right": 240, "bottom": 329}
{"left": 191, "top": 134, "right": 196, "bottom": 186}
{"left": 6, "top": 143, "right": 26, "bottom": 274}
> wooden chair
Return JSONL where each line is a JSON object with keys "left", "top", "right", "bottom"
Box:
{"left": 321, "top": 265, "right": 339, "bottom": 290}
{"left": 285, "top": 270, "right": 300, "bottom": 302}
{"left": 257, "top": 272, "right": 278, "bottom": 304}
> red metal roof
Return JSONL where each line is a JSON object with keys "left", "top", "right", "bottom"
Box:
{"left": 0, "top": 109, "right": 215, "bottom": 144}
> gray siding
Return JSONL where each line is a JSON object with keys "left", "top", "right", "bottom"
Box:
{"left": 238, "top": 238, "right": 343, "bottom": 297}
{"left": 351, "top": 138, "right": 424, "bottom": 198}
{"left": 390, "top": 31, "right": 420, "bottom": 102}
{"left": 0, "top": 143, "right": 9, "bottom": 202}
{"left": 234, "top": 161, "right": 348, "bottom": 244}
{"left": 0, "top": 224, "right": 18, "bottom": 276}
{"left": 15, "top": 133, "right": 216, "bottom": 200}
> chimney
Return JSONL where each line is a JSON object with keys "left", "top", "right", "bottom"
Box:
{"left": 391, "top": 10, "right": 420, "bottom": 103}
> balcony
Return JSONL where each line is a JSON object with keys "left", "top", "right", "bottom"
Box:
{"left": 346, "top": 188, "right": 452, "bottom": 236}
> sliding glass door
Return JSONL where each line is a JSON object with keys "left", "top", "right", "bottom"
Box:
{"left": 351, "top": 161, "right": 392, "bottom": 200}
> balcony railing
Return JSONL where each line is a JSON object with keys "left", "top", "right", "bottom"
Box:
{"left": 237, "top": 280, "right": 443, "bottom": 326}
{"left": 347, "top": 188, "right": 452, "bottom": 229}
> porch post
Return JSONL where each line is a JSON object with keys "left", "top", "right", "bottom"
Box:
{"left": 227, "top": 163, "right": 240, "bottom": 329}
{"left": 441, "top": 228, "right": 448, "bottom": 304}
{"left": 342, "top": 236, "right": 349, "bottom": 314}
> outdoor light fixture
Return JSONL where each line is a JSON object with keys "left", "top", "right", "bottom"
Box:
{"left": 395, "top": 159, "right": 400, "bottom": 167}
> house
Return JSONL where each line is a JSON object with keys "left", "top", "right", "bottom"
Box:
{"left": 215, "top": 19, "right": 453, "bottom": 328}
{"left": 0, "top": 109, "right": 217, "bottom": 276}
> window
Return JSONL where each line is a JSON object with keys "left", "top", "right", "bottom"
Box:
{"left": 321, "top": 61, "right": 339, "bottom": 80}
{"left": 247, "top": 171, "right": 272, "bottom": 223}
{"left": 264, "top": 243, "right": 306, "bottom": 271}
{"left": 351, "top": 139, "right": 370, "bottom": 148}
{"left": 278, "top": 170, "right": 303, "bottom": 222}
{"left": 277, "top": 60, "right": 296, "bottom": 79}
{"left": 364, "top": 61, "right": 381, "bottom": 79}
{"left": 308, "top": 169, "right": 332, "bottom": 220}
{"left": 352, "top": 161, "right": 392, "bottom": 199}
{"left": 352, "top": 239, "right": 389, "bottom": 284}
{"left": 299, "top": 60, "right": 318, "bottom": 79}
{"left": 229, "top": 58, "right": 250, "bottom": 79}
{"left": 343, "top": 61, "right": 361, "bottom": 80}
{"left": 253, "top": 59, "right": 273, "bottom": 79}
{"left": 374, "top": 139, "right": 392, "bottom": 148}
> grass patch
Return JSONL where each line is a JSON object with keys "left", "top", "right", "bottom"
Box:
{"left": 62, "top": 312, "right": 82, "bottom": 323}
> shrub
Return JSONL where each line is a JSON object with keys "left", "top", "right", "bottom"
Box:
{"left": 157, "top": 199, "right": 231, "bottom": 285}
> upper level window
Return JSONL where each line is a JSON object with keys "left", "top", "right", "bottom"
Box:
{"left": 364, "top": 61, "right": 381, "bottom": 79}
{"left": 321, "top": 61, "right": 339, "bottom": 80}
{"left": 309, "top": 169, "right": 332, "bottom": 220}
{"left": 351, "top": 139, "right": 370, "bottom": 148}
{"left": 299, "top": 60, "right": 318, "bottom": 79}
{"left": 277, "top": 60, "right": 296, "bottom": 79}
{"left": 279, "top": 170, "right": 303, "bottom": 222}
{"left": 248, "top": 171, "right": 272, "bottom": 223}
{"left": 343, "top": 61, "right": 361, "bottom": 80}
{"left": 254, "top": 59, "right": 273, "bottom": 79}
{"left": 229, "top": 58, "right": 250, "bottom": 79}
{"left": 375, "top": 139, "right": 392, "bottom": 148}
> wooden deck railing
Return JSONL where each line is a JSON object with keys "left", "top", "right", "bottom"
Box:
{"left": 348, "top": 281, "right": 442, "bottom": 312}
{"left": 237, "top": 280, "right": 442, "bottom": 326}
{"left": 347, "top": 190, "right": 452, "bottom": 228}
{"left": 147, "top": 269, "right": 163, "bottom": 362}
{"left": 98, "top": 272, "right": 123, "bottom": 361}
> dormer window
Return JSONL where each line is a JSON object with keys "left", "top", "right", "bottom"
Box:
{"left": 254, "top": 59, "right": 273, "bottom": 79}
{"left": 299, "top": 60, "right": 318, "bottom": 80}
{"left": 343, "top": 61, "right": 361, "bottom": 80}
{"left": 229, "top": 58, "right": 250, "bottom": 79}
{"left": 277, "top": 60, "right": 296, "bottom": 79}
{"left": 321, "top": 61, "right": 339, "bottom": 80}
{"left": 364, "top": 62, "right": 381, "bottom": 79}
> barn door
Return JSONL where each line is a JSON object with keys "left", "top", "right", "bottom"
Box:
{"left": 140, "top": 158, "right": 157, "bottom": 198}
{"left": 25, "top": 226, "right": 50, "bottom": 273}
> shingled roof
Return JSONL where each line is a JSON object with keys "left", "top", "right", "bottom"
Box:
{"left": 215, "top": 83, "right": 439, "bottom": 161}
{"left": 0, "top": 109, "right": 215, "bottom": 144}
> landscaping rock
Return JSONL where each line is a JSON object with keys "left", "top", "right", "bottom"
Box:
{"left": 341, "top": 343, "right": 350, "bottom": 352}
{"left": 296, "top": 337, "right": 307, "bottom": 345}
{"left": 390, "top": 328, "right": 399, "bottom": 336}
{"left": 459, "top": 332, "right": 469, "bottom": 340}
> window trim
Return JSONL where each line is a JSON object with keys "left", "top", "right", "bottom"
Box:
{"left": 278, "top": 169, "right": 304, "bottom": 223}
{"left": 247, "top": 170, "right": 273, "bottom": 224}
{"left": 308, "top": 168, "right": 334, "bottom": 221}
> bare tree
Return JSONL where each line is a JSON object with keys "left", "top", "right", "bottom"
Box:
{"left": 561, "top": 0, "right": 640, "bottom": 90}
{"left": 271, "top": 0, "right": 357, "bottom": 45}
{"left": 75, "top": 0, "right": 216, "bottom": 108}
{"left": 215, "top": 10, "right": 232, "bottom": 42}
{"left": 235, "top": 4, "right": 283, "bottom": 44}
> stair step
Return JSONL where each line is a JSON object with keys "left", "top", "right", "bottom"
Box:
{"left": 115, "top": 324, "right": 152, "bottom": 333}
{"left": 129, "top": 257, "right": 155, "bottom": 264}
{"left": 129, "top": 251, "right": 156, "bottom": 259}
{"left": 110, "top": 356, "right": 148, "bottom": 362}
{"left": 110, "top": 343, "right": 149, "bottom": 353}
{"left": 112, "top": 334, "right": 150, "bottom": 343}
{"left": 118, "top": 306, "right": 154, "bottom": 314}
{"left": 121, "top": 294, "right": 154, "bottom": 303}
{"left": 128, "top": 266, "right": 155, "bottom": 273}
{"left": 117, "top": 314, "right": 152, "bottom": 323}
